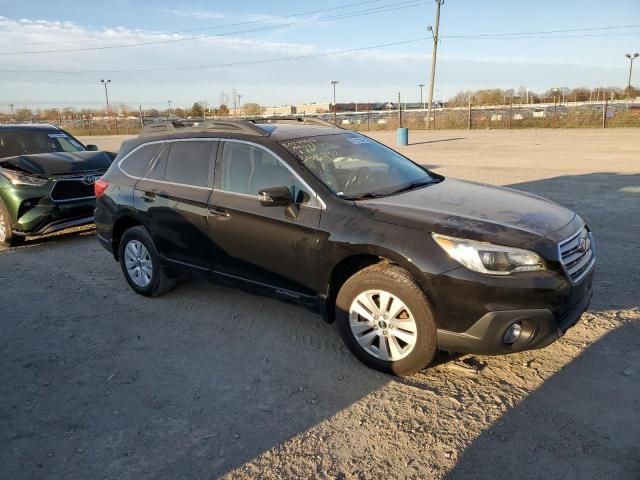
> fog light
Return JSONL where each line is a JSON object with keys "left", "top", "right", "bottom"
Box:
{"left": 503, "top": 321, "right": 523, "bottom": 345}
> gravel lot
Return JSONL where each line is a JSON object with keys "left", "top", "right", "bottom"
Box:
{"left": 1, "top": 129, "right": 639, "bottom": 479}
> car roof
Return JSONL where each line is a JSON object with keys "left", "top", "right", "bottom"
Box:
{"left": 138, "top": 118, "right": 346, "bottom": 143}
{"left": 0, "top": 123, "right": 60, "bottom": 131}
{"left": 259, "top": 124, "right": 345, "bottom": 141}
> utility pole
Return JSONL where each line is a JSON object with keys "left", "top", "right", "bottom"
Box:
{"left": 625, "top": 53, "right": 639, "bottom": 95}
{"left": 426, "top": 0, "right": 444, "bottom": 130}
{"left": 237, "top": 94, "right": 242, "bottom": 118}
{"left": 419, "top": 84, "right": 425, "bottom": 109}
{"left": 8, "top": 103, "right": 14, "bottom": 121}
{"left": 398, "top": 92, "right": 402, "bottom": 128}
{"left": 167, "top": 100, "right": 172, "bottom": 120}
{"left": 331, "top": 80, "right": 339, "bottom": 124}
{"left": 138, "top": 105, "right": 144, "bottom": 128}
{"left": 100, "top": 79, "right": 117, "bottom": 132}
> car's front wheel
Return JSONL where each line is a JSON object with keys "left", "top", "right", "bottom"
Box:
{"left": 0, "top": 198, "right": 23, "bottom": 247}
{"left": 118, "top": 226, "right": 177, "bottom": 297}
{"left": 335, "top": 264, "right": 438, "bottom": 376}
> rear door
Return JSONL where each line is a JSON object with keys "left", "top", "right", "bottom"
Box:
{"left": 134, "top": 139, "right": 218, "bottom": 268}
{"left": 207, "top": 139, "right": 323, "bottom": 295}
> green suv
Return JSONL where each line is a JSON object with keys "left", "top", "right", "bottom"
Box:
{"left": 0, "top": 124, "right": 115, "bottom": 246}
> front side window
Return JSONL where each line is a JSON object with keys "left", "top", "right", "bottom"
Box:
{"left": 164, "top": 141, "right": 215, "bottom": 188}
{"left": 0, "top": 129, "right": 85, "bottom": 158}
{"left": 281, "top": 133, "right": 436, "bottom": 199}
{"left": 216, "top": 141, "right": 316, "bottom": 205}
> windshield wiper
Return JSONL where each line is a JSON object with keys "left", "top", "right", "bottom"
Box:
{"left": 341, "top": 192, "right": 387, "bottom": 201}
{"left": 387, "top": 180, "right": 434, "bottom": 195}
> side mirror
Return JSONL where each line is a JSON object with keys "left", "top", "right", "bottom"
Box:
{"left": 85, "top": 144, "right": 99, "bottom": 151}
{"left": 259, "top": 186, "right": 293, "bottom": 207}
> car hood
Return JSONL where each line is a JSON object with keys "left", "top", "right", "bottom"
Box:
{"left": 356, "top": 178, "right": 576, "bottom": 246}
{"left": 0, "top": 151, "right": 114, "bottom": 176}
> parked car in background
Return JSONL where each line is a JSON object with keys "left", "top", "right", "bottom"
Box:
{"left": 95, "top": 118, "right": 595, "bottom": 376}
{"left": 0, "top": 124, "right": 115, "bottom": 246}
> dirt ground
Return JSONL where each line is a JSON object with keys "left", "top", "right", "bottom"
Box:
{"left": 1, "top": 129, "right": 638, "bottom": 479}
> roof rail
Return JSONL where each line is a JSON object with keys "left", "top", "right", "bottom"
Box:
{"left": 139, "top": 119, "right": 268, "bottom": 137}
{"left": 248, "top": 116, "right": 344, "bottom": 129}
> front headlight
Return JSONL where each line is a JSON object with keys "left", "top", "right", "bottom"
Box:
{"left": 432, "top": 233, "right": 545, "bottom": 275}
{"left": 0, "top": 168, "right": 48, "bottom": 187}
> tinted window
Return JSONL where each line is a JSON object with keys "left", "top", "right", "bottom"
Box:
{"left": 217, "top": 141, "right": 315, "bottom": 204}
{"left": 145, "top": 144, "right": 168, "bottom": 181}
{"left": 120, "top": 143, "right": 161, "bottom": 177}
{"left": 165, "top": 141, "right": 214, "bottom": 188}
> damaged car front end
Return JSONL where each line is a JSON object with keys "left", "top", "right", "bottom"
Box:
{"left": 0, "top": 125, "right": 114, "bottom": 246}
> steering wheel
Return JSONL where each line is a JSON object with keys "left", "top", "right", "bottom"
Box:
{"left": 344, "top": 167, "right": 375, "bottom": 193}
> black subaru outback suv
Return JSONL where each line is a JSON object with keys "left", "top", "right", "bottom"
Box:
{"left": 95, "top": 118, "right": 595, "bottom": 375}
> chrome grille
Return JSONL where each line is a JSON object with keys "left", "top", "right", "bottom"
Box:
{"left": 50, "top": 178, "right": 96, "bottom": 202}
{"left": 559, "top": 228, "right": 595, "bottom": 283}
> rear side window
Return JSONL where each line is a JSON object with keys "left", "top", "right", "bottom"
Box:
{"left": 120, "top": 143, "right": 161, "bottom": 178}
{"left": 164, "top": 141, "right": 215, "bottom": 188}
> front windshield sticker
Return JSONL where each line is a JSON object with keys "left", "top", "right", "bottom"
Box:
{"left": 346, "top": 137, "right": 370, "bottom": 144}
{"left": 285, "top": 138, "right": 338, "bottom": 164}
{"left": 47, "top": 133, "right": 69, "bottom": 138}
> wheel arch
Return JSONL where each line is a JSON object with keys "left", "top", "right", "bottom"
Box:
{"left": 323, "top": 249, "right": 425, "bottom": 323}
{"left": 111, "top": 215, "right": 144, "bottom": 260}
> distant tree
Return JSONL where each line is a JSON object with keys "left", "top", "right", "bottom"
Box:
{"left": 192, "top": 102, "right": 204, "bottom": 118}
{"left": 217, "top": 104, "right": 229, "bottom": 116}
{"left": 569, "top": 87, "right": 591, "bottom": 102}
{"left": 243, "top": 102, "right": 263, "bottom": 115}
{"left": 14, "top": 108, "right": 33, "bottom": 122}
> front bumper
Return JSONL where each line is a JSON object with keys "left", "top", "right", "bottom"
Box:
{"left": 436, "top": 270, "right": 594, "bottom": 355}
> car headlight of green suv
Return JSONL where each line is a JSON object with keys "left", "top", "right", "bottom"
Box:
{"left": 432, "top": 233, "right": 545, "bottom": 275}
{"left": 0, "top": 168, "right": 48, "bottom": 187}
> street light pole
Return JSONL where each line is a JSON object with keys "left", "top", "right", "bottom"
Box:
{"left": 331, "top": 80, "right": 339, "bottom": 124}
{"left": 419, "top": 84, "right": 425, "bottom": 109}
{"left": 100, "top": 79, "right": 117, "bottom": 133}
{"left": 426, "top": 0, "right": 444, "bottom": 130}
{"left": 625, "top": 52, "right": 639, "bottom": 94}
{"left": 237, "top": 94, "right": 242, "bottom": 117}
{"left": 167, "top": 100, "right": 172, "bottom": 120}
{"left": 8, "top": 103, "right": 14, "bottom": 120}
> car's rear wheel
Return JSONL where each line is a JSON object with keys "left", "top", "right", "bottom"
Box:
{"left": 335, "top": 264, "right": 438, "bottom": 376}
{"left": 118, "top": 226, "right": 177, "bottom": 297}
{"left": 0, "top": 198, "right": 23, "bottom": 247}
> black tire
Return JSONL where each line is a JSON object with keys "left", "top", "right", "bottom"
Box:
{"left": 335, "top": 264, "right": 438, "bottom": 376}
{"left": 118, "top": 226, "right": 177, "bottom": 297}
{"left": 0, "top": 197, "right": 23, "bottom": 247}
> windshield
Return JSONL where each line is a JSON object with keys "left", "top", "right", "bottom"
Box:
{"left": 281, "top": 133, "right": 436, "bottom": 199}
{"left": 0, "top": 129, "right": 85, "bottom": 158}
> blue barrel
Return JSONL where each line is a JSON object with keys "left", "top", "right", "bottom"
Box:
{"left": 397, "top": 127, "right": 409, "bottom": 146}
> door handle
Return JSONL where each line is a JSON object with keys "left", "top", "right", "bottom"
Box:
{"left": 208, "top": 206, "right": 230, "bottom": 218}
{"left": 141, "top": 191, "right": 156, "bottom": 202}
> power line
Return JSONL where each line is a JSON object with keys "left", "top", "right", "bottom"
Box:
{"left": 441, "top": 24, "right": 640, "bottom": 39}
{"left": 2, "top": 28, "right": 639, "bottom": 75}
{"left": 0, "top": 0, "right": 390, "bottom": 47}
{"left": 0, "top": 0, "right": 426, "bottom": 55}
{"left": 0, "top": 38, "right": 432, "bottom": 73}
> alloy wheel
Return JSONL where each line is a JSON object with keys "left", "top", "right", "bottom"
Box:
{"left": 349, "top": 289, "right": 418, "bottom": 361}
{"left": 124, "top": 240, "right": 153, "bottom": 287}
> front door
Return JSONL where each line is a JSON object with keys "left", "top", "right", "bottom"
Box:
{"left": 207, "top": 140, "right": 322, "bottom": 295}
